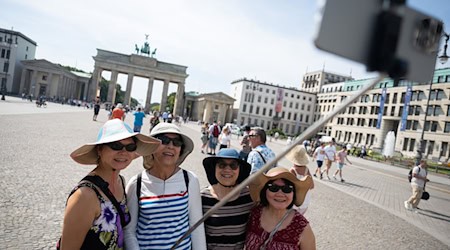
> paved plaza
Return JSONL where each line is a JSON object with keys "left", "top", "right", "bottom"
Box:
{"left": 0, "top": 96, "right": 449, "bottom": 249}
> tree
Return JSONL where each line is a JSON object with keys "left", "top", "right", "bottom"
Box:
{"left": 167, "top": 92, "right": 176, "bottom": 112}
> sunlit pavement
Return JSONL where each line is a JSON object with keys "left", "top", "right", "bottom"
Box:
{"left": 0, "top": 96, "right": 448, "bottom": 249}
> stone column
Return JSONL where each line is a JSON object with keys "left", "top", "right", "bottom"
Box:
{"left": 47, "top": 73, "right": 53, "bottom": 98}
{"left": 89, "top": 66, "right": 101, "bottom": 101}
{"left": 30, "top": 70, "right": 37, "bottom": 98}
{"left": 203, "top": 100, "right": 213, "bottom": 123}
{"left": 107, "top": 71, "right": 118, "bottom": 104}
{"left": 173, "top": 82, "right": 185, "bottom": 117}
{"left": 83, "top": 79, "right": 89, "bottom": 101}
{"left": 160, "top": 79, "right": 170, "bottom": 112}
{"left": 124, "top": 73, "right": 134, "bottom": 106}
{"left": 58, "top": 74, "right": 63, "bottom": 98}
{"left": 145, "top": 77, "right": 154, "bottom": 113}
{"left": 19, "top": 69, "right": 27, "bottom": 94}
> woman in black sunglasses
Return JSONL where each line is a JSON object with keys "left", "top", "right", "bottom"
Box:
{"left": 124, "top": 123, "right": 207, "bottom": 250}
{"left": 201, "top": 148, "right": 254, "bottom": 249}
{"left": 245, "top": 167, "right": 316, "bottom": 250}
{"left": 59, "top": 119, "right": 160, "bottom": 250}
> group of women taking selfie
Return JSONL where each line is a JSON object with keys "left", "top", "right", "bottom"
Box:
{"left": 58, "top": 119, "right": 316, "bottom": 249}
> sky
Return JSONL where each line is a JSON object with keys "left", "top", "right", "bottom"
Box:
{"left": 2, "top": 0, "right": 450, "bottom": 104}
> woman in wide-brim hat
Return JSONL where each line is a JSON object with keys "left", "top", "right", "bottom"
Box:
{"left": 201, "top": 148, "right": 254, "bottom": 249}
{"left": 124, "top": 122, "right": 206, "bottom": 250}
{"left": 245, "top": 167, "right": 316, "bottom": 249}
{"left": 59, "top": 119, "right": 160, "bottom": 250}
{"left": 286, "top": 145, "right": 314, "bottom": 215}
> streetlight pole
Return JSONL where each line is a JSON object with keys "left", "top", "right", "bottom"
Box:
{"left": 415, "top": 32, "right": 449, "bottom": 166}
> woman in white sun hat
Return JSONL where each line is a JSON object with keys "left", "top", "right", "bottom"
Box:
{"left": 286, "top": 145, "right": 314, "bottom": 215}
{"left": 124, "top": 122, "right": 206, "bottom": 250}
{"left": 58, "top": 119, "right": 160, "bottom": 250}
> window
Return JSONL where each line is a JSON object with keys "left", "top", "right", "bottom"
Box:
{"left": 445, "top": 122, "right": 450, "bottom": 133}
{"left": 264, "top": 97, "right": 268, "bottom": 104}
{"left": 257, "top": 96, "right": 261, "bottom": 102}
{"left": 403, "top": 138, "right": 409, "bottom": 151}
{"left": 6, "top": 49, "right": 10, "bottom": 59}
{"left": 269, "top": 109, "right": 273, "bottom": 117}
{"left": 409, "top": 139, "right": 416, "bottom": 152}
{"left": 42, "top": 75, "right": 48, "bottom": 81}
{"left": 1, "top": 49, "right": 5, "bottom": 58}
{"left": 287, "top": 112, "right": 291, "bottom": 120}
{"left": 243, "top": 104, "right": 247, "bottom": 112}
{"left": 392, "top": 93, "right": 397, "bottom": 104}
{"left": 283, "top": 101, "right": 286, "bottom": 107}
{"left": 431, "top": 121, "right": 438, "bottom": 132}
{"left": 295, "top": 103, "right": 299, "bottom": 109}
{"left": 271, "top": 98, "right": 274, "bottom": 105}
{"left": 412, "top": 120, "right": 418, "bottom": 130}
{"left": 249, "top": 105, "right": 253, "bottom": 113}
{"left": 3, "top": 62, "right": 9, "bottom": 73}
{"left": 305, "top": 115, "right": 309, "bottom": 123}
{"left": 262, "top": 108, "right": 266, "bottom": 116}
{"left": 256, "top": 107, "right": 260, "bottom": 114}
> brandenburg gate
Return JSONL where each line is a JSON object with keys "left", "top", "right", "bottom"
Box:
{"left": 88, "top": 48, "right": 188, "bottom": 115}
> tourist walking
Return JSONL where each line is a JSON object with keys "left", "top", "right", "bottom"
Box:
{"left": 404, "top": 159, "right": 429, "bottom": 211}
{"left": 132, "top": 107, "right": 146, "bottom": 132}
{"left": 124, "top": 123, "right": 206, "bottom": 250}
{"left": 247, "top": 128, "right": 276, "bottom": 174}
{"left": 111, "top": 103, "right": 125, "bottom": 120}
{"left": 57, "top": 119, "right": 160, "bottom": 249}
{"left": 92, "top": 97, "right": 100, "bottom": 121}
{"left": 287, "top": 145, "right": 314, "bottom": 215}
{"left": 218, "top": 126, "right": 231, "bottom": 149}
{"left": 149, "top": 111, "right": 160, "bottom": 133}
{"left": 201, "top": 122, "right": 209, "bottom": 154}
{"left": 239, "top": 125, "right": 252, "bottom": 162}
{"left": 245, "top": 167, "right": 315, "bottom": 249}
{"left": 312, "top": 142, "right": 326, "bottom": 179}
{"left": 321, "top": 139, "right": 337, "bottom": 180}
{"left": 201, "top": 148, "right": 254, "bottom": 249}
{"left": 208, "top": 121, "right": 221, "bottom": 155}
{"left": 333, "top": 148, "right": 352, "bottom": 182}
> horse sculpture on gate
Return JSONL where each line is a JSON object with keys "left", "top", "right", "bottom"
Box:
{"left": 134, "top": 34, "right": 157, "bottom": 57}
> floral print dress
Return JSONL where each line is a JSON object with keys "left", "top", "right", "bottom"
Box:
{"left": 59, "top": 178, "right": 131, "bottom": 250}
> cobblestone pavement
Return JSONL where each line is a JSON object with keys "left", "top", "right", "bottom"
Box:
{"left": 0, "top": 97, "right": 449, "bottom": 249}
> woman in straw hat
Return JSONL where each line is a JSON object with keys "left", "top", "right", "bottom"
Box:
{"left": 286, "top": 145, "right": 314, "bottom": 215}
{"left": 245, "top": 167, "right": 316, "bottom": 250}
{"left": 58, "top": 119, "right": 160, "bottom": 250}
{"left": 124, "top": 123, "right": 206, "bottom": 250}
{"left": 201, "top": 148, "right": 254, "bottom": 249}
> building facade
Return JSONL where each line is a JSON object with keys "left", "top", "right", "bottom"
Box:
{"left": 185, "top": 91, "right": 234, "bottom": 124}
{"left": 301, "top": 69, "right": 353, "bottom": 94}
{"left": 231, "top": 78, "right": 316, "bottom": 135}
{"left": 0, "top": 28, "right": 37, "bottom": 95}
{"left": 314, "top": 68, "right": 450, "bottom": 161}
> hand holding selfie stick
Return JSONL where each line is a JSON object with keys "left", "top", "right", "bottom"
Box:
{"left": 171, "top": 74, "right": 387, "bottom": 249}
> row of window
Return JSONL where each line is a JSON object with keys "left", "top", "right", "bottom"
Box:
{"left": 244, "top": 92, "right": 312, "bottom": 111}
{"left": 242, "top": 104, "right": 310, "bottom": 123}
{"left": 245, "top": 85, "right": 313, "bottom": 101}
{"left": 335, "top": 130, "right": 376, "bottom": 146}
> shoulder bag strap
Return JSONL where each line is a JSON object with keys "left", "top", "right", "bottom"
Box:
{"left": 255, "top": 150, "right": 266, "bottom": 163}
{"left": 136, "top": 172, "right": 142, "bottom": 216}
{"left": 183, "top": 169, "right": 189, "bottom": 191}
{"left": 82, "top": 175, "right": 126, "bottom": 227}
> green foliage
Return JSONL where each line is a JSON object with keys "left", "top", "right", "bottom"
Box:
{"left": 59, "top": 65, "right": 86, "bottom": 73}
{"left": 167, "top": 92, "right": 176, "bottom": 112}
{"left": 267, "top": 128, "right": 285, "bottom": 138}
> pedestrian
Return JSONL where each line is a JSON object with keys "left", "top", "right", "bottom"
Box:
{"left": 162, "top": 111, "right": 168, "bottom": 122}
{"left": 201, "top": 122, "right": 209, "bottom": 154}
{"left": 149, "top": 111, "right": 160, "bottom": 132}
{"left": 239, "top": 125, "right": 252, "bottom": 162}
{"left": 333, "top": 148, "right": 352, "bottom": 182}
{"left": 312, "top": 142, "right": 326, "bottom": 179}
{"left": 287, "top": 145, "right": 314, "bottom": 215}
{"left": 245, "top": 167, "right": 315, "bottom": 249}
{"left": 404, "top": 160, "right": 429, "bottom": 211}
{"left": 111, "top": 103, "right": 125, "bottom": 120}
{"left": 57, "top": 119, "right": 160, "bottom": 249}
{"left": 321, "top": 139, "right": 337, "bottom": 180}
{"left": 247, "top": 128, "right": 276, "bottom": 174}
{"left": 132, "top": 107, "right": 146, "bottom": 132}
{"left": 208, "top": 121, "right": 221, "bottom": 155}
{"left": 201, "top": 148, "right": 254, "bottom": 249}
{"left": 360, "top": 145, "right": 367, "bottom": 158}
{"left": 124, "top": 123, "right": 207, "bottom": 249}
{"left": 218, "top": 126, "right": 231, "bottom": 149}
{"left": 93, "top": 98, "right": 101, "bottom": 121}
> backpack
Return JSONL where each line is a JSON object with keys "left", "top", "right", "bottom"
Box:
{"left": 212, "top": 125, "right": 220, "bottom": 137}
{"left": 408, "top": 167, "right": 420, "bottom": 182}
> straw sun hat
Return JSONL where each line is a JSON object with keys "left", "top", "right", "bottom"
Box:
{"left": 285, "top": 145, "right": 310, "bottom": 166}
{"left": 249, "top": 167, "right": 312, "bottom": 206}
{"left": 144, "top": 122, "right": 194, "bottom": 167}
{"left": 70, "top": 119, "right": 160, "bottom": 165}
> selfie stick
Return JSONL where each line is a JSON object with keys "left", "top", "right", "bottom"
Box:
{"left": 171, "top": 73, "right": 388, "bottom": 249}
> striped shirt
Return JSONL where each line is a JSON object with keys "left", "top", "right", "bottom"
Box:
{"left": 201, "top": 186, "right": 254, "bottom": 250}
{"left": 124, "top": 170, "right": 206, "bottom": 250}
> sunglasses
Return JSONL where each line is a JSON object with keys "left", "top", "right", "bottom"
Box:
{"left": 156, "top": 135, "right": 184, "bottom": 147}
{"left": 105, "top": 141, "right": 137, "bottom": 152}
{"left": 267, "top": 183, "right": 294, "bottom": 193}
{"left": 217, "top": 160, "right": 239, "bottom": 170}
{"left": 249, "top": 134, "right": 258, "bottom": 138}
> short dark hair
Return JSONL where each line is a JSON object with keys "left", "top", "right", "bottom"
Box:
{"left": 253, "top": 128, "right": 267, "bottom": 143}
{"left": 259, "top": 179, "right": 296, "bottom": 209}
